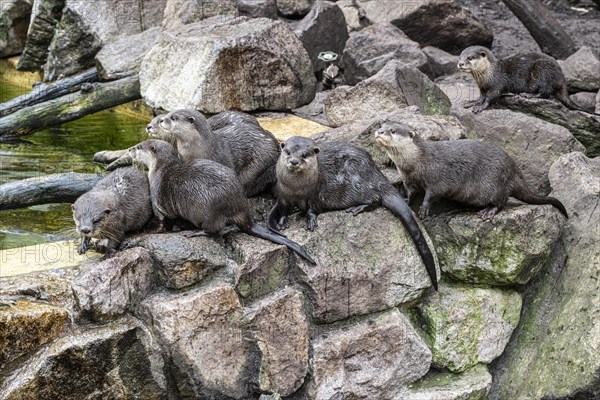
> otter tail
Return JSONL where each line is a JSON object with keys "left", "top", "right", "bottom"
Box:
{"left": 247, "top": 223, "right": 316, "bottom": 265}
{"left": 382, "top": 192, "right": 438, "bottom": 290}
{"left": 512, "top": 184, "right": 568, "bottom": 219}
{"left": 556, "top": 85, "right": 589, "bottom": 113}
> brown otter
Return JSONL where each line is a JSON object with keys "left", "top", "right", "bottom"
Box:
{"left": 458, "top": 46, "right": 586, "bottom": 113}
{"left": 267, "top": 136, "right": 438, "bottom": 290}
{"left": 128, "top": 139, "right": 315, "bottom": 265}
{"left": 374, "top": 122, "right": 569, "bottom": 221}
{"left": 72, "top": 167, "right": 153, "bottom": 258}
{"left": 156, "top": 109, "right": 279, "bottom": 197}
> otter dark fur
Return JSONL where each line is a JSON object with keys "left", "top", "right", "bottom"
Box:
{"left": 72, "top": 167, "right": 152, "bottom": 258}
{"left": 207, "top": 110, "right": 261, "bottom": 131}
{"left": 375, "top": 122, "right": 569, "bottom": 221}
{"left": 458, "top": 45, "right": 586, "bottom": 113}
{"left": 156, "top": 109, "right": 279, "bottom": 197}
{"left": 268, "top": 136, "right": 438, "bottom": 290}
{"left": 129, "top": 139, "right": 315, "bottom": 264}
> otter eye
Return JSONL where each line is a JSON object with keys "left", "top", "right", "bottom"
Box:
{"left": 301, "top": 153, "right": 308, "bottom": 158}
{"left": 390, "top": 129, "right": 396, "bottom": 134}
{"left": 284, "top": 149, "right": 291, "bottom": 155}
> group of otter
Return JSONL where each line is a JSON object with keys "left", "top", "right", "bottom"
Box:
{"left": 74, "top": 46, "right": 588, "bottom": 292}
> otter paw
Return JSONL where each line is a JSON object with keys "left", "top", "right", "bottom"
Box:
{"left": 478, "top": 206, "right": 498, "bottom": 221}
{"left": 181, "top": 230, "right": 208, "bottom": 238}
{"left": 77, "top": 244, "right": 87, "bottom": 255}
{"left": 472, "top": 105, "right": 485, "bottom": 113}
{"left": 418, "top": 207, "right": 429, "bottom": 220}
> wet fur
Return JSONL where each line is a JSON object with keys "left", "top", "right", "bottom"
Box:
{"left": 129, "top": 140, "right": 315, "bottom": 264}
{"left": 72, "top": 167, "right": 152, "bottom": 258}
{"left": 375, "top": 123, "right": 568, "bottom": 220}
{"left": 458, "top": 45, "right": 586, "bottom": 113}
{"left": 269, "top": 136, "right": 438, "bottom": 290}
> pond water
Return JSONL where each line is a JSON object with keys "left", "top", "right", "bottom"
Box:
{"left": 0, "top": 78, "right": 148, "bottom": 250}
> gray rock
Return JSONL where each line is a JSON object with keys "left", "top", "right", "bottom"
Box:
{"left": 597, "top": 89, "right": 600, "bottom": 114}
{"left": 356, "top": 0, "right": 492, "bottom": 54}
{"left": 489, "top": 152, "right": 600, "bottom": 399}
{"left": 570, "top": 91, "right": 597, "bottom": 114}
{"left": 245, "top": 288, "right": 309, "bottom": 396}
{"left": 435, "top": 72, "right": 480, "bottom": 106}
{"left": 451, "top": 106, "right": 585, "bottom": 194}
{"left": 94, "top": 27, "right": 160, "bottom": 81}
{"left": 294, "top": 1, "right": 349, "bottom": 74}
{"left": 0, "top": 268, "right": 76, "bottom": 307}
{"left": 423, "top": 46, "right": 459, "bottom": 78}
{"left": 17, "top": 0, "right": 63, "bottom": 71}
{"left": 124, "top": 233, "right": 232, "bottom": 290}
{"left": 140, "top": 16, "right": 317, "bottom": 113}
{"left": 237, "top": 0, "right": 278, "bottom": 18}
{"left": 284, "top": 208, "right": 437, "bottom": 323}
{"left": 230, "top": 234, "right": 290, "bottom": 301}
{"left": 309, "top": 309, "right": 432, "bottom": 399}
{"left": 341, "top": 23, "right": 429, "bottom": 85}
{"left": 414, "top": 282, "right": 522, "bottom": 372}
{"left": 43, "top": 0, "right": 166, "bottom": 80}
{"left": 0, "top": 318, "right": 168, "bottom": 400}
{"left": 398, "top": 364, "right": 492, "bottom": 400}
{"left": 276, "top": 0, "right": 314, "bottom": 17}
{"left": 161, "top": 0, "right": 237, "bottom": 28}
{"left": 324, "top": 60, "right": 451, "bottom": 127}
{"left": 558, "top": 46, "right": 600, "bottom": 92}
{"left": 335, "top": 0, "right": 368, "bottom": 32}
{"left": 0, "top": 0, "right": 33, "bottom": 57}
{"left": 139, "top": 282, "right": 251, "bottom": 399}
{"left": 72, "top": 247, "right": 155, "bottom": 322}
{"left": 424, "top": 205, "right": 565, "bottom": 286}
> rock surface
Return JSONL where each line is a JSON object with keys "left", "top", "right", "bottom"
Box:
{"left": 161, "top": 0, "right": 237, "bottom": 28}
{"left": 424, "top": 205, "right": 565, "bottom": 286}
{"left": 140, "top": 16, "right": 317, "bottom": 113}
{"left": 356, "top": 0, "right": 492, "bottom": 54}
{"left": 558, "top": 46, "right": 600, "bottom": 92}
{"left": 335, "top": 0, "right": 368, "bottom": 32}
{"left": 237, "top": 0, "right": 278, "bottom": 19}
{"left": 309, "top": 309, "right": 432, "bottom": 399}
{"left": 452, "top": 106, "right": 585, "bottom": 194}
{"left": 570, "top": 91, "right": 597, "bottom": 114}
{"left": 72, "top": 247, "right": 155, "bottom": 322}
{"left": 324, "top": 60, "right": 451, "bottom": 127}
{"left": 17, "top": 0, "right": 63, "bottom": 71}
{"left": 423, "top": 46, "right": 459, "bottom": 78}
{"left": 276, "top": 0, "right": 314, "bottom": 17}
{"left": 341, "top": 23, "right": 429, "bottom": 85}
{"left": 489, "top": 152, "right": 600, "bottom": 399}
{"left": 415, "top": 283, "right": 522, "bottom": 372}
{"left": 0, "top": 0, "right": 33, "bottom": 57}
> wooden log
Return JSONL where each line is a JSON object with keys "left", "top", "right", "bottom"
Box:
{"left": 0, "top": 68, "right": 98, "bottom": 117}
{"left": 500, "top": 0, "right": 577, "bottom": 59}
{"left": 0, "top": 76, "right": 140, "bottom": 137}
{"left": 0, "top": 172, "right": 103, "bottom": 210}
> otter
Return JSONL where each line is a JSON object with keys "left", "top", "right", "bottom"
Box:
{"left": 155, "top": 109, "right": 279, "bottom": 197}
{"left": 72, "top": 167, "right": 153, "bottom": 258}
{"left": 457, "top": 45, "right": 586, "bottom": 113}
{"left": 146, "top": 113, "right": 167, "bottom": 139}
{"left": 267, "top": 136, "right": 438, "bottom": 290}
{"left": 207, "top": 110, "right": 261, "bottom": 131}
{"left": 375, "top": 122, "right": 569, "bottom": 221}
{"left": 128, "top": 139, "right": 315, "bottom": 265}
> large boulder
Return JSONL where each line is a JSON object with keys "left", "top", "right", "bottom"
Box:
{"left": 335, "top": 0, "right": 368, "bottom": 32}
{"left": 140, "top": 16, "right": 317, "bottom": 113}
{"left": 558, "top": 46, "right": 600, "bottom": 92}
{"left": 276, "top": 0, "right": 314, "bottom": 17}
{"left": 245, "top": 288, "right": 309, "bottom": 396}
{"left": 356, "top": 0, "right": 492, "bottom": 54}
{"left": 139, "top": 282, "right": 252, "bottom": 399}
{"left": 414, "top": 283, "right": 522, "bottom": 372}
{"left": 294, "top": 1, "right": 349, "bottom": 74}
{"left": 341, "top": 23, "right": 429, "bottom": 85}
{"left": 0, "top": 0, "right": 33, "bottom": 57}
{"left": 43, "top": 0, "right": 166, "bottom": 80}
{"left": 489, "top": 152, "right": 600, "bottom": 399}
{"left": 309, "top": 309, "right": 432, "bottom": 399}
{"left": 72, "top": 247, "right": 156, "bottom": 322}
{"left": 237, "top": 0, "right": 278, "bottom": 19}
{"left": 452, "top": 106, "right": 585, "bottom": 194}
{"left": 424, "top": 205, "right": 565, "bottom": 286}
{"left": 160, "top": 0, "right": 237, "bottom": 28}
{"left": 423, "top": 46, "right": 459, "bottom": 78}
{"left": 0, "top": 318, "right": 168, "bottom": 400}
{"left": 17, "top": 0, "right": 63, "bottom": 71}
{"left": 283, "top": 208, "right": 438, "bottom": 324}
{"left": 324, "top": 60, "right": 451, "bottom": 127}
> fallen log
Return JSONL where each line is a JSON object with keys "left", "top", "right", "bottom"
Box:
{"left": 0, "top": 76, "right": 140, "bottom": 137}
{"left": 0, "top": 172, "right": 103, "bottom": 210}
{"left": 0, "top": 68, "right": 98, "bottom": 118}
{"left": 501, "top": 0, "right": 577, "bottom": 59}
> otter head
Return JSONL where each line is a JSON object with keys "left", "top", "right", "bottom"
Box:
{"left": 129, "top": 139, "right": 178, "bottom": 170}
{"left": 146, "top": 114, "right": 168, "bottom": 139}
{"left": 375, "top": 123, "right": 420, "bottom": 162}
{"left": 159, "top": 109, "right": 211, "bottom": 142}
{"left": 72, "top": 191, "right": 119, "bottom": 239}
{"left": 457, "top": 46, "right": 494, "bottom": 74}
{"left": 279, "top": 136, "right": 320, "bottom": 174}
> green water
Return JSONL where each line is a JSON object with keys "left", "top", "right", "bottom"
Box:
{"left": 0, "top": 79, "right": 148, "bottom": 250}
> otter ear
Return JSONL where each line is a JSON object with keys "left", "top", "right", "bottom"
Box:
{"left": 280, "top": 142, "right": 286, "bottom": 149}
{"left": 409, "top": 131, "right": 416, "bottom": 138}
{"left": 71, "top": 204, "right": 75, "bottom": 211}
{"left": 187, "top": 116, "right": 195, "bottom": 124}
{"left": 479, "top": 51, "right": 486, "bottom": 58}
{"left": 104, "top": 209, "right": 111, "bottom": 215}
{"left": 314, "top": 147, "right": 320, "bottom": 154}
{"left": 150, "top": 144, "right": 156, "bottom": 153}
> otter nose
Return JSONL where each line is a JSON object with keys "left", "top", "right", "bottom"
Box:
{"left": 290, "top": 159, "right": 299, "bottom": 166}
{"left": 80, "top": 227, "right": 91, "bottom": 234}
{"left": 146, "top": 124, "right": 152, "bottom": 131}
{"left": 458, "top": 62, "right": 464, "bottom": 68}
